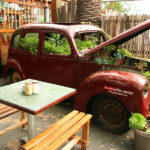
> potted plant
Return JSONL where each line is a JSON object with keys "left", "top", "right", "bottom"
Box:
{"left": 129, "top": 113, "right": 150, "bottom": 150}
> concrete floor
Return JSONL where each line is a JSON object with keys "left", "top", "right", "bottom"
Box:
{"left": 0, "top": 77, "right": 134, "bottom": 150}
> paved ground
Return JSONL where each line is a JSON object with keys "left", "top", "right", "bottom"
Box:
{"left": 0, "top": 77, "right": 134, "bottom": 150}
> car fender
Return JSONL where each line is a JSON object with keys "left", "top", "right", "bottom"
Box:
{"left": 3, "top": 59, "right": 25, "bottom": 80}
{"left": 74, "top": 70, "right": 149, "bottom": 116}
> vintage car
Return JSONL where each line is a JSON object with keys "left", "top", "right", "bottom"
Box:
{"left": 3, "top": 20, "right": 150, "bottom": 134}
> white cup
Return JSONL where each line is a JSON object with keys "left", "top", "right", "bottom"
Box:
{"left": 25, "top": 82, "right": 32, "bottom": 96}
{"left": 32, "top": 82, "right": 39, "bottom": 94}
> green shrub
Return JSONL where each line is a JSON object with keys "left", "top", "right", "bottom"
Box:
{"left": 129, "top": 113, "right": 146, "bottom": 130}
{"left": 141, "top": 71, "right": 150, "bottom": 82}
{"left": 44, "top": 38, "right": 71, "bottom": 55}
{"left": 75, "top": 39, "right": 96, "bottom": 52}
{"left": 19, "top": 37, "right": 39, "bottom": 55}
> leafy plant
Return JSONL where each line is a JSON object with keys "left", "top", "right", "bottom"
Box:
{"left": 75, "top": 39, "right": 96, "bottom": 52}
{"left": 129, "top": 113, "right": 147, "bottom": 130}
{"left": 44, "top": 37, "right": 71, "bottom": 55}
{"left": 94, "top": 44, "right": 132, "bottom": 65}
{"left": 141, "top": 71, "right": 150, "bottom": 82}
{"left": 19, "top": 37, "right": 39, "bottom": 55}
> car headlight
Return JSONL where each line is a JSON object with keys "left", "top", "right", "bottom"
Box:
{"left": 143, "top": 83, "right": 149, "bottom": 98}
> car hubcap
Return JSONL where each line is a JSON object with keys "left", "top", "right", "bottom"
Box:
{"left": 98, "top": 99, "right": 126, "bottom": 129}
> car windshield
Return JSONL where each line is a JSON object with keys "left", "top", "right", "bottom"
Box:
{"left": 73, "top": 31, "right": 105, "bottom": 54}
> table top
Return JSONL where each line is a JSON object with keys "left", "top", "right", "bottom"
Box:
{"left": 0, "top": 79, "right": 76, "bottom": 115}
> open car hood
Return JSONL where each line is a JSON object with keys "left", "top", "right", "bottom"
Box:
{"left": 84, "top": 19, "right": 150, "bottom": 56}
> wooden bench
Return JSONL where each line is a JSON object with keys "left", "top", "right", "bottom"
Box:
{"left": 0, "top": 104, "right": 27, "bottom": 136}
{"left": 21, "top": 110, "right": 92, "bottom": 150}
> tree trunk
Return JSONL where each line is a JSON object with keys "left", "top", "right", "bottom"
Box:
{"left": 77, "top": 0, "right": 101, "bottom": 27}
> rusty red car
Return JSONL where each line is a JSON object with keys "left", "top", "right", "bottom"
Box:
{"left": 3, "top": 20, "right": 150, "bottom": 134}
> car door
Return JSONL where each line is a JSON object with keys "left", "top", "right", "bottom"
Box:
{"left": 15, "top": 31, "right": 41, "bottom": 80}
{"left": 41, "top": 31, "right": 77, "bottom": 88}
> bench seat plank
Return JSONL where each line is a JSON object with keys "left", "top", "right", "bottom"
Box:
{"left": 22, "top": 110, "right": 92, "bottom": 150}
{"left": 31, "top": 112, "right": 86, "bottom": 150}
{"left": 47, "top": 114, "right": 92, "bottom": 150}
{"left": 0, "top": 104, "right": 19, "bottom": 119}
{"left": 22, "top": 110, "right": 79, "bottom": 150}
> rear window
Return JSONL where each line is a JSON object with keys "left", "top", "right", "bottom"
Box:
{"left": 11, "top": 34, "right": 20, "bottom": 48}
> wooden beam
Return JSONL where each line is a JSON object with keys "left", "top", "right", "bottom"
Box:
{"left": 0, "top": 29, "right": 15, "bottom": 33}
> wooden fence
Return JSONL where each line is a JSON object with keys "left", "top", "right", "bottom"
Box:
{"left": 56, "top": 2, "right": 150, "bottom": 59}
{"left": 102, "top": 13, "right": 150, "bottom": 59}
{"left": 57, "top": 0, "right": 77, "bottom": 22}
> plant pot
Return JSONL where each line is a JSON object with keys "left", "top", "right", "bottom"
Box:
{"left": 134, "top": 129, "right": 150, "bottom": 150}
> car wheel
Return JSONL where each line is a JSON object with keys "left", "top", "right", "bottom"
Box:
{"left": 10, "top": 70, "right": 21, "bottom": 83}
{"left": 92, "top": 95, "right": 131, "bottom": 134}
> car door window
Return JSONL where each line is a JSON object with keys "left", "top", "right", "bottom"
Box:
{"left": 11, "top": 34, "right": 20, "bottom": 48}
{"left": 19, "top": 32, "right": 39, "bottom": 55}
{"left": 44, "top": 33, "right": 71, "bottom": 55}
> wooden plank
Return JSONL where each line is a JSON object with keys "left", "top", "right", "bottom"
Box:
{"left": 0, "top": 109, "right": 19, "bottom": 119}
{"left": 22, "top": 110, "right": 79, "bottom": 150}
{"left": 0, "top": 104, "right": 8, "bottom": 110}
{"left": 0, "top": 106, "right": 15, "bottom": 114}
{"left": 0, "top": 118, "right": 27, "bottom": 136}
{"left": 61, "top": 136, "right": 81, "bottom": 150}
{"left": 47, "top": 114, "right": 92, "bottom": 150}
{"left": 31, "top": 112, "right": 85, "bottom": 150}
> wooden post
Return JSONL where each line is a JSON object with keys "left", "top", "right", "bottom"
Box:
{"left": 51, "top": 0, "right": 57, "bottom": 22}
{"left": 21, "top": 111, "right": 27, "bottom": 128}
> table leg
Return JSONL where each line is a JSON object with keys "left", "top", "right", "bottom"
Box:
{"left": 27, "top": 113, "right": 35, "bottom": 140}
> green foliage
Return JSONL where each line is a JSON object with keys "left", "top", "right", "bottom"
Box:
{"left": 95, "top": 57, "right": 117, "bottom": 65}
{"left": 20, "top": 37, "right": 39, "bottom": 55}
{"left": 75, "top": 39, "right": 96, "bottom": 52}
{"left": 129, "top": 113, "right": 146, "bottom": 130}
{"left": 44, "top": 37, "right": 71, "bottom": 55}
{"left": 141, "top": 71, "right": 150, "bottom": 82}
{"left": 95, "top": 44, "right": 132, "bottom": 65}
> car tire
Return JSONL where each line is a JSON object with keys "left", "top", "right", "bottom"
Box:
{"left": 10, "top": 70, "right": 21, "bottom": 83}
{"left": 92, "top": 94, "right": 131, "bottom": 134}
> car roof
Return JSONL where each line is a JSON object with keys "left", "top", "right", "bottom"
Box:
{"left": 16, "top": 23, "right": 102, "bottom": 36}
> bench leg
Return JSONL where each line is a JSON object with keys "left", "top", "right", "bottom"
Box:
{"left": 21, "top": 111, "right": 27, "bottom": 128}
{"left": 81, "top": 120, "right": 90, "bottom": 150}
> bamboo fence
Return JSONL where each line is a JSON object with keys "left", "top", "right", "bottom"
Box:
{"left": 102, "top": 13, "right": 150, "bottom": 59}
